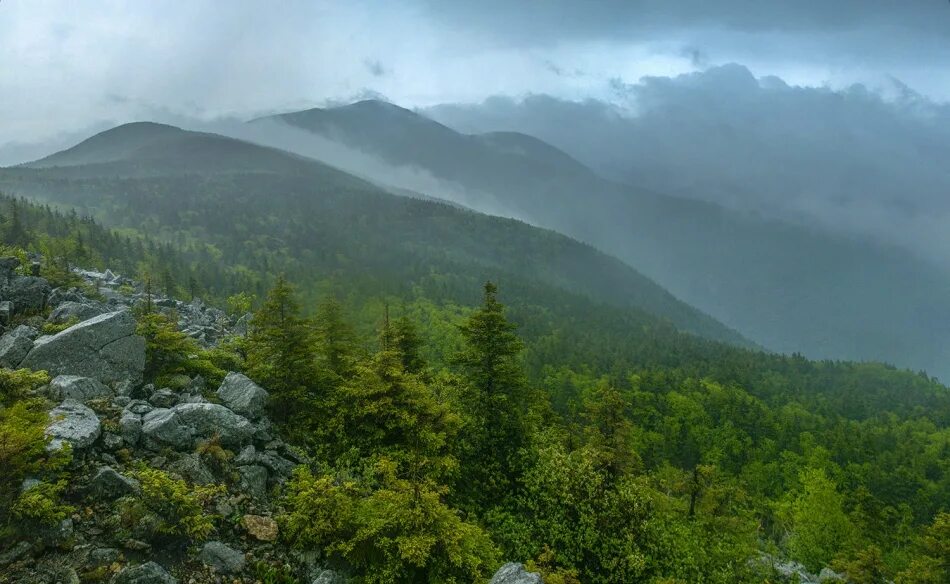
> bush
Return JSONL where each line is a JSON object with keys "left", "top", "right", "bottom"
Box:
{"left": 120, "top": 467, "right": 223, "bottom": 540}
{"left": 282, "top": 460, "right": 499, "bottom": 584}
{"left": 0, "top": 368, "right": 50, "bottom": 406}
{"left": 135, "top": 310, "right": 225, "bottom": 386}
{"left": 12, "top": 480, "right": 73, "bottom": 530}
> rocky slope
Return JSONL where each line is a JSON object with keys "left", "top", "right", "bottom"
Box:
{"left": 0, "top": 259, "right": 543, "bottom": 584}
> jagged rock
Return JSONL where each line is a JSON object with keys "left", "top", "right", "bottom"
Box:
{"left": 234, "top": 313, "right": 250, "bottom": 336}
{"left": 49, "top": 375, "right": 111, "bottom": 403}
{"left": 91, "top": 466, "right": 140, "bottom": 499}
{"left": 125, "top": 400, "right": 154, "bottom": 415}
{"left": 21, "top": 310, "right": 146, "bottom": 385}
{"left": 0, "top": 257, "right": 20, "bottom": 284}
{"left": 0, "top": 324, "right": 39, "bottom": 367}
{"left": 148, "top": 388, "right": 178, "bottom": 408}
{"left": 120, "top": 411, "right": 143, "bottom": 446}
{"left": 141, "top": 409, "right": 194, "bottom": 450}
{"left": 235, "top": 445, "right": 257, "bottom": 465}
{"left": 86, "top": 547, "right": 122, "bottom": 567}
{"left": 47, "top": 287, "right": 86, "bottom": 308}
{"left": 259, "top": 450, "right": 296, "bottom": 478}
{"left": 198, "top": 541, "right": 245, "bottom": 574}
{"left": 112, "top": 561, "right": 177, "bottom": 584}
{"left": 241, "top": 514, "right": 279, "bottom": 541}
{"left": 167, "top": 453, "right": 215, "bottom": 484}
{"left": 490, "top": 563, "right": 543, "bottom": 584}
{"left": 2, "top": 276, "right": 50, "bottom": 314}
{"left": 171, "top": 402, "right": 255, "bottom": 448}
{"left": 239, "top": 465, "right": 269, "bottom": 499}
{"left": 216, "top": 372, "right": 269, "bottom": 419}
{"left": 102, "top": 432, "right": 124, "bottom": 451}
{"left": 48, "top": 300, "right": 106, "bottom": 324}
{"left": 0, "top": 300, "right": 11, "bottom": 326}
{"left": 47, "top": 399, "right": 101, "bottom": 450}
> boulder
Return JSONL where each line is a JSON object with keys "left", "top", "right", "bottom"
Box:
{"left": 50, "top": 375, "right": 111, "bottom": 403}
{"left": 112, "top": 561, "right": 177, "bottom": 584}
{"left": 216, "top": 372, "right": 269, "bottom": 419}
{"left": 2, "top": 276, "right": 50, "bottom": 314}
{"left": 239, "top": 465, "right": 269, "bottom": 499}
{"left": 0, "top": 301, "right": 11, "bottom": 326}
{"left": 120, "top": 411, "right": 143, "bottom": 446}
{"left": 490, "top": 563, "right": 543, "bottom": 584}
{"left": 21, "top": 310, "right": 145, "bottom": 385}
{"left": 48, "top": 300, "right": 106, "bottom": 324}
{"left": 90, "top": 466, "right": 140, "bottom": 499}
{"left": 47, "top": 399, "right": 101, "bottom": 451}
{"left": 141, "top": 409, "right": 194, "bottom": 451}
{"left": 172, "top": 402, "right": 255, "bottom": 448}
{"left": 0, "top": 325, "right": 39, "bottom": 367}
{"left": 0, "top": 257, "right": 20, "bottom": 285}
{"left": 198, "top": 541, "right": 245, "bottom": 574}
{"left": 311, "top": 570, "right": 345, "bottom": 584}
{"left": 148, "top": 388, "right": 178, "bottom": 408}
{"left": 241, "top": 514, "right": 278, "bottom": 542}
{"left": 47, "top": 287, "right": 86, "bottom": 308}
{"left": 167, "top": 453, "right": 215, "bottom": 485}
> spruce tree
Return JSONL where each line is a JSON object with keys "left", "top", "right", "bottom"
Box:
{"left": 246, "top": 276, "right": 314, "bottom": 419}
{"left": 453, "top": 281, "right": 529, "bottom": 507}
{"left": 313, "top": 295, "right": 359, "bottom": 383}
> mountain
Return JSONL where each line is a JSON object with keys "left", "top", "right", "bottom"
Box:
{"left": 0, "top": 122, "right": 744, "bottom": 348}
{"left": 256, "top": 99, "right": 950, "bottom": 380}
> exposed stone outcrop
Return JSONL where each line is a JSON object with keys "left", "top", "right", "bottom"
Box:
{"left": 21, "top": 310, "right": 146, "bottom": 385}
{"left": 490, "top": 563, "right": 544, "bottom": 584}
{"left": 2, "top": 275, "right": 51, "bottom": 314}
{"left": 216, "top": 372, "right": 269, "bottom": 419}
{"left": 0, "top": 324, "right": 39, "bottom": 367}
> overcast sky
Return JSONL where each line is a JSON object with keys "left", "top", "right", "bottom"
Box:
{"left": 2, "top": 0, "right": 950, "bottom": 157}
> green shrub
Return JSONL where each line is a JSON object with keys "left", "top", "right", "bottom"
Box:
{"left": 120, "top": 467, "right": 223, "bottom": 540}
{"left": 42, "top": 316, "right": 80, "bottom": 335}
{"left": 12, "top": 479, "right": 73, "bottom": 529}
{"left": 0, "top": 368, "right": 50, "bottom": 406}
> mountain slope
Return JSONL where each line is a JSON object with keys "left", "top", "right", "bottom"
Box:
{"left": 258, "top": 100, "right": 950, "bottom": 380}
{"left": 0, "top": 122, "right": 744, "bottom": 347}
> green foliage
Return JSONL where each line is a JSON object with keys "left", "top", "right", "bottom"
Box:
{"left": 0, "top": 367, "right": 50, "bottom": 406}
{"left": 42, "top": 316, "right": 79, "bottom": 335}
{"left": 135, "top": 309, "right": 224, "bottom": 385}
{"left": 121, "top": 467, "right": 223, "bottom": 540}
{"left": 282, "top": 461, "right": 499, "bottom": 584}
{"left": 896, "top": 512, "right": 950, "bottom": 584}
{"left": 226, "top": 291, "right": 255, "bottom": 316}
{"left": 12, "top": 480, "right": 73, "bottom": 530}
{"left": 245, "top": 276, "right": 316, "bottom": 419}
{"left": 778, "top": 468, "right": 857, "bottom": 572}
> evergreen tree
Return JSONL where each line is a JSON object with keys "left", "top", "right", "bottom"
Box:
{"left": 246, "top": 276, "right": 315, "bottom": 420}
{"left": 453, "top": 281, "right": 530, "bottom": 507}
{"left": 313, "top": 295, "right": 359, "bottom": 383}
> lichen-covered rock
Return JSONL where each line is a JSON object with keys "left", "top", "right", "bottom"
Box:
{"left": 172, "top": 402, "right": 255, "bottom": 448}
{"left": 241, "top": 514, "right": 278, "bottom": 541}
{"left": 239, "top": 465, "right": 269, "bottom": 499}
{"left": 47, "top": 399, "right": 101, "bottom": 451}
{"left": 0, "top": 324, "right": 38, "bottom": 367}
{"left": 198, "top": 541, "right": 245, "bottom": 574}
{"left": 48, "top": 300, "right": 106, "bottom": 324}
{"left": 141, "top": 408, "right": 194, "bottom": 451}
{"left": 90, "top": 466, "right": 140, "bottom": 499}
{"left": 120, "top": 411, "right": 143, "bottom": 446}
{"left": 490, "top": 563, "right": 543, "bottom": 584}
{"left": 147, "top": 388, "right": 178, "bottom": 408}
{"left": 216, "top": 372, "right": 269, "bottom": 419}
{"left": 2, "top": 276, "right": 51, "bottom": 314}
{"left": 167, "top": 453, "right": 215, "bottom": 484}
{"left": 21, "top": 310, "right": 146, "bottom": 385}
{"left": 112, "top": 561, "right": 177, "bottom": 584}
{"left": 50, "top": 375, "right": 111, "bottom": 403}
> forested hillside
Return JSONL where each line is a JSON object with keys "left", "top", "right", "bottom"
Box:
{"left": 0, "top": 145, "right": 947, "bottom": 581}
{"left": 257, "top": 100, "right": 950, "bottom": 382}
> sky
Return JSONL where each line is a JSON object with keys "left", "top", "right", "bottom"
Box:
{"left": 3, "top": 0, "right": 950, "bottom": 161}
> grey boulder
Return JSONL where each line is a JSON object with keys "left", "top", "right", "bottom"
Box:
{"left": 50, "top": 375, "right": 111, "bottom": 403}
{"left": 490, "top": 563, "right": 543, "bottom": 584}
{"left": 48, "top": 300, "right": 106, "bottom": 324}
{"left": 198, "top": 541, "right": 245, "bottom": 574}
{"left": 216, "top": 372, "right": 269, "bottom": 419}
{"left": 120, "top": 411, "right": 143, "bottom": 446}
{"left": 2, "top": 276, "right": 50, "bottom": 314}
{"left": 90, "top": 466, "right": 140, "bottom": 499}
{"left": 173, "top": 402, "right": 255, "bottom": 448}
{"left": 112, "top": 561, "right": 178, "bottom": 584}
{"left": 141, "top": 409, "right": 194, "bottom": 451}
{"left": 47, "top": 399, "right": 101, "bottom": 451}
{"left": 21, "top": 310, "right": 145, "bottom": 385}
{"left": 0, "top": 325, "right": 39, "bottom": 367}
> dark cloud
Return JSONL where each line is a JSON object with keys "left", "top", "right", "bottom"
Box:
{"left": 419, "top": 1, "right": 950, "bottom": 41}
{"left": 425, "top": 64, "right": 950, "bottom": 265}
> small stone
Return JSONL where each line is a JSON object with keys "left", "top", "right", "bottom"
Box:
{"left": 241, "top": 514, "right": 279, "bottom": 542}
{"left": 90, "top": 466, "right": 140, "bottom": 499}
{"left": 198, "top": 541, "right": 245, "bottom": 574}
{"left": 166, "top": 453, "right": 214, "bottom": 485}
{"left": 121, "top": 539, "right": 151, "bottom": 552}
{"left": 489, "top": 563, "right": 542, "bottom": 584}
{"left": 47, "top": 399, "right": 101, "bottom": 451}
{"left": 86, "top": 547, "right": 121, "bottom": 567}
{"left": 112, "top": 561, "right": 176, "bottom": 583}
{"left": 238, "top": 465, "right": 268, "bottom": 500}
{"left": 120, "top": 411, "right": 142, "bottom": 447}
